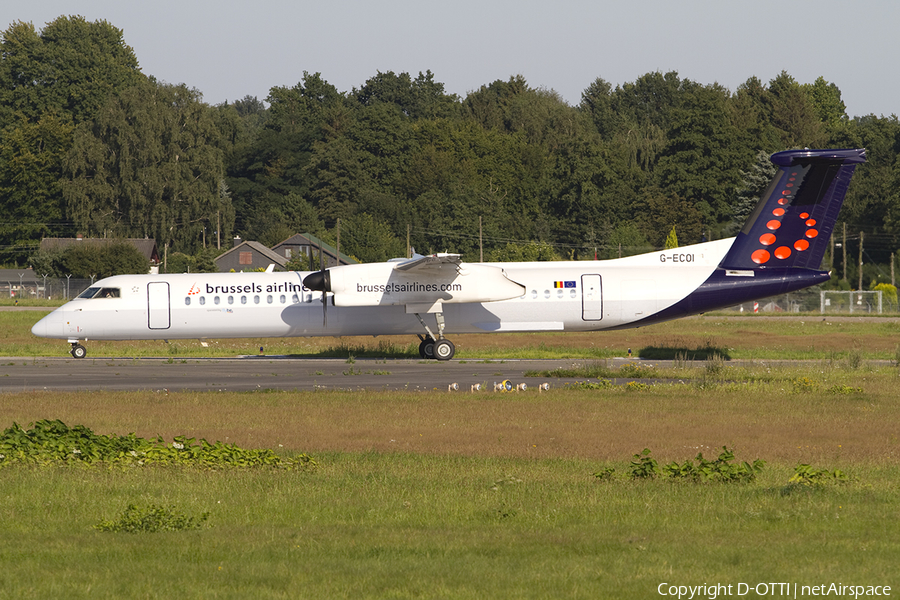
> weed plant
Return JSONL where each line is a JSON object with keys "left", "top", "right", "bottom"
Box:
{"left": 95, "top": 503, "right": 210, "bottom": 533}
{"left": 0, "top": 419, "right": 314, "bottom": 469}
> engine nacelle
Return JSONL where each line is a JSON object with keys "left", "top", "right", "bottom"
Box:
{"left": 312, "top": 261, "right": 525, "bottom": 309}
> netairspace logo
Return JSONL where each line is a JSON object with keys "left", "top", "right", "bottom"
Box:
{"left": 657, "top": 582, "right": 892, "bottom": 599}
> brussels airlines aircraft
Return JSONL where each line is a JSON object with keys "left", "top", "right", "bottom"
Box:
{"left": 32, "top": 148, "right": 866, "bottom": 360}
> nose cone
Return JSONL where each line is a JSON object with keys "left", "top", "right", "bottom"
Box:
{"left": 303, "top": 270, "right": 331, "bottom": 292}
{"left": 31, "top": 309, "right": 63, "bottom": 339}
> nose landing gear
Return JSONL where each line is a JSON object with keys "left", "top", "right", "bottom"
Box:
{"left": 70, "top": 342, "right": 87, "bottom": 359}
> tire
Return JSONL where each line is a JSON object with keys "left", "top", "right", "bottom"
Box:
{"left": 433, "top": 339, "right": 455, "bottom": 361}
{"left": 71, "top": 344, "right": 87, "bottom": 359}
{"left": 418, "top": 338, "right": 435, "bottom": 359}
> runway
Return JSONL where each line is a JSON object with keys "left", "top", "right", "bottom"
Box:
{"left": 0, "top": 356, "right": 606, "bottom": 393}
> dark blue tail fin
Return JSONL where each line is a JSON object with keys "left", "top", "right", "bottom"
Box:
{"left": 720, "top": 148, "right": 866, "bottom": 271}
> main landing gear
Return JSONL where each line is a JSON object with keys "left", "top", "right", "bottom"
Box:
{"left": 70, "top": 342, "right": 87, "bottom": 359}
{"left": 414, "top": 312, "right": 456, "bottom": 361}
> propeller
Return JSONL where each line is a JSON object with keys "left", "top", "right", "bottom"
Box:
{"left": 301, "top": 244, "right": 330, "bottom": 327}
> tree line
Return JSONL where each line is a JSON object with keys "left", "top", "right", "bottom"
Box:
{"left": 2, "top": 15, "right": 899, "bottom": 288}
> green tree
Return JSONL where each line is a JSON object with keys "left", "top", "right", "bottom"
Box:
{"left": 655, "top": 83, "right": 744, "bottom": 229}
{"left": 0, "top": 16, "right": 143, "bottom": 125}
{"left": 728, "top": 150, "right": 779, "bottom": 235}
{"left": 801, "top": 76, "right": 848, "bottom": 131}
{"left": 62, "top": 241, "right": 148, "bottom": 278}
{"left": 30, "top": 241, "right": 148, "bottom": 278}
{"left": 637, "top": 191, "right": 704, "bottom": 248}
{"left": 487, "top": 241, "right": 561, "bottom": 262}
{"left": 766, "top": 71, "right": 826, "bottom": 148}
{"left": 340, "top": 212, "right": 405, "bottom": 263}
{"left": 579, "top": 77, "right": 617, "bottom": 139}
{"left": 664, "top": 226, "right": 678, "bottom": 249}
{"left": 0, "top": 114, "right": 73, "bottom": 262}
{"left": 63, "top": 80, "right": 232, "bottom": 253}
{"left": 597, "top": 223, "right": 652, "bottom": 259}
{"left": 163, "top": 249, "right": 219, "bottom": 274}
{"left": 227, "top": 73, "right": 347, "bottom": 236}
{"left": 353, "top": 70, "right": 459, "bottom": 120}
{"left": 0, "top": 16, "right": 143, "bottom": 263}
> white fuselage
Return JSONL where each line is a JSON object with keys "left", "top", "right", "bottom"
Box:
{"left": 32, "top": 238, "right": 732, "bottom": 343}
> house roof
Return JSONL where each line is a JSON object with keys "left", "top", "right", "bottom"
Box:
{"left": 272, "top": 232, "right": 357, "bottom": 265}
{"left": 215, "top": 241, "right": 288, "bottom": 270}
{"left": 40, "top": 238, "right": 160, "bottom": 263}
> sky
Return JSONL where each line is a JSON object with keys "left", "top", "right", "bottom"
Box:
{"left": 5, "top": 1, "right": 898, "bottom": 118}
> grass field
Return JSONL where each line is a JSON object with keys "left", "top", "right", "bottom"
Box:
{"left": 2, "top": 310, "right": 900, "bottom": 598}
{"left": 4, "top": 307, "right": 900, "bottom": 361}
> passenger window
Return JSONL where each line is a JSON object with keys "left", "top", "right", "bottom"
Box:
{"left": 291, "top": 294, "right": 299, "bottom": 304}
{"left": 544, "top": 290, "right": 550, "bottom": 299}
{"left": 185, "top": 297, "right": 191, "bottom": 306}
{"left": 214, "top": 296, "right": 220, "bottom": 305}
{"left": 241, "top": 296, "right": 247, "bottom": 305}
{"left": 531, "top": 290, "right": 537, "bottom": 299}
{"left": 228, "top": 296, "right": 234, "bottom": 305}
{"left": 199, "top": 296, "right": 206, "bottom": 306}
{"left": 570, "top": 288, "right": 577, "bottom": 298}
{"left": 253, "top": 295, "right": 260, "bottom": 304}
{"left": 280, "top": 295, "right": 286, "bottom": 304}
{"left": 267, "top": 294, "right": 273, "bottom": 304}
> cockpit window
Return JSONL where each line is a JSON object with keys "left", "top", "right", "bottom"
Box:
{"left": 77, "top": 287, "right": 100, "bottom": 299}
{"left": 76, "top": 287, "right": 121, "bottom": 299}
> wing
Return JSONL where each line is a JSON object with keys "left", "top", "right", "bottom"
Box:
{"left": 393, "top": 253, "right": 461, "bottom": 272}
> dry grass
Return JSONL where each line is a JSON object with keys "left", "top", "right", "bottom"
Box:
{"left": 2, "top": 374, "right": 896, "bottom": 466}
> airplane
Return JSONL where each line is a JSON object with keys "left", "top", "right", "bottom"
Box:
{"left": 32, "top": 148, "right": 866, "bottom": 360}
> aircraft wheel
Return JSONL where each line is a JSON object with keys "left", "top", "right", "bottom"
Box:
{"left": 433, "top": 339, "right": 455, "bottom": 361}
{"left": 418, "top": 338, "right": 435, "bottom": 359}
{"left": 71, "top": 344, "right": 87, "bottom": 359}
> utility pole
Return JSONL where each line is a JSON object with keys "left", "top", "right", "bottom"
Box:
{"left": 858, "top": 230, "right": 864, "bottom": 291}
{"left": 336, "top": 218, "right": 341, "bottom": 266}
{"left": 842, "top": 223, "right": 847, "bottom": 282}
{"left": 829, "top": 232, "right": 834, "bottom": 270}
{"left": 891, "top": 252, "right": 897, "bottom": 287}
{"left": 479, "top": 216, "right": 483, "bottom": 262}
{"left": 407, "top": 223, "right": 411, "bottom": 258}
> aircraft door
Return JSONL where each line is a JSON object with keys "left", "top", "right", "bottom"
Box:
{"left": 147, "top": 282, "right": 171, "bottom": 329}
{"left": 582, "top": 274, "right": 602, "bottom": 321}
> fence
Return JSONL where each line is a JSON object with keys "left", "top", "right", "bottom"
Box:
{"left": 724, "top": 287, "right": 895, "bottom": 315}
{"left": 3, "top": 278, "right": 94, "bottom": 301}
